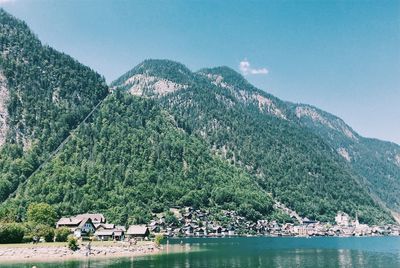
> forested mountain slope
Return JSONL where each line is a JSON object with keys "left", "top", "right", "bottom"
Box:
{"left": 1, "top": 92, "right": 275, "bottom": 224}
{"left": 0, "top": 9, "right": 108, "bottom": 202}
{"left": 291, "top": 103, "right": 400, "bottom": 214}
{"left": 112, "top": 60, "right": 395, "bottom": 224}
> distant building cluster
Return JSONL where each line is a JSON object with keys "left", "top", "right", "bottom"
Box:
{"left": 148, "top": 208, "right": 400, "bottom": 237}
{"left": 55, "top": 209, "right": 400, "bottom": 240}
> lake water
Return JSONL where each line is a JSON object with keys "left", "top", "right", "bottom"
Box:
{"left": 2, "top": 237, "right": 400, "bottom": 268}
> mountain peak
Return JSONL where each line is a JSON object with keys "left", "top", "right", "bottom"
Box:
{"left": 111, "top": 59, "right": 194, "bottom": 97}
{"left": 198, "top": 66, "right": 241, "bottom": 77}
{"left": 135, "top": 59, "right": 192, "bottom": 77}
{"left": 112, "top": 59, "right": 193, "bottom": 87}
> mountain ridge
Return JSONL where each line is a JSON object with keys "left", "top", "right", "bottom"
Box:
{"left": 1, "top": 10, "right": 398, "bottom": 225}
{"left": 108, "top": 59, "right": 395, "bottom": 224}
{"left": 113, "top": 58, "right": 399, "bottom": 223}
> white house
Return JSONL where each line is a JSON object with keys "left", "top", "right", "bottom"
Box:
{"left": 56, "top": 217, "right": 96, "bottom": 238}
{"left": 335, "top": 212, "right": 350, "bottom": 226}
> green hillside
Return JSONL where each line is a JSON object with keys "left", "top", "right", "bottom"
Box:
{"left": 0, "top": 9, "right": 108, "bottom": 202}
{"left": 2, "top": 92, "right": 274, "bottom": 224}
{"left": 291, "top": 103, "right": 400, "bottom": 214}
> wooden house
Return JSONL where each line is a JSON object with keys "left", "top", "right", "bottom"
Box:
{"left": 126, "top": 225, "right": 150, "bottom": 240}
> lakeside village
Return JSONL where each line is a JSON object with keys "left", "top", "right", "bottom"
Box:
{"left": 57, "top": 205, "right": 400, "bottom": 242}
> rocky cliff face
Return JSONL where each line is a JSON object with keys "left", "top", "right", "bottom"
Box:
{"left": 294, "top": 105, "right": 358, "bottom": 141}
{"left": 198, "top": 68, "right": 287, "bottom": 119}
{"left": 122, "top": 73, "right": 188, "bottom": 97}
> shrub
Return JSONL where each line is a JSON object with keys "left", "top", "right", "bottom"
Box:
{"left": 67, "top": 236, "right": 79, "bottom": 251}
{"left": 55, "top": 227, "right": 70, "bottom": 242}
{"left": 40, "top": 226, "right": 55, "bottom": 242}
{"left": 25, "top": 223, "right": 55, "bottom": 242}
{"left": 154, "top": 234, "right": 164, "bottom": 246}
{"left": 0, "top": 223, "right": 25, "bottom": 243}
{"left": 26, "top": 203, "right": 57, "bottom": 226}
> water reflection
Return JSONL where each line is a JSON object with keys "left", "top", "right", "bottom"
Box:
{"left": 2, "top": 237, "right": 400, "bottom": 268}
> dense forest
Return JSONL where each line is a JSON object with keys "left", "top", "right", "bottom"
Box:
{"left": 0, "top": 9, "right": 398, "bottom": 226}
{"left": 291, "top": 103, "right": 400, "bottom": 214}
{"left": 0, "top": 9, "right": 108, "bottom": 203}
{"left": 1, "top": 92, "right": 275, "bottom": 225}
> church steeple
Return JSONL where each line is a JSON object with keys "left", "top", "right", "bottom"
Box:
{"left": 355, "top": 211, "right": 359, "bottom": 227}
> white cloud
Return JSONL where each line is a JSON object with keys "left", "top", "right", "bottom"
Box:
{"left": 239, "top": 59, "right": 269, "bottom": 75}
{"left": 250, "top": 68, "right": 268, "bottom": 75}
{"left": 239, "top": 60, "right": 251, "bottom": 74}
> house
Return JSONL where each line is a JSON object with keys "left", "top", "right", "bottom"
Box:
{"left": 183, "top": 212, "right": 193, "bottom": 222}
{"left": 195, "top": 227, "right": 206, "bottom": 237}
{"left": 183, "top": 224, "right": 194, "bottom": 236}
{"left": 297, "top": 225, "right": 308, "bottom": 236}
{"left": 56, "top": 217, "right": 96, "bottom": 238}
{"left": 212, "top": 226, "right": 222, "bottom": 236}
{"left": 150, "top": 225, "right": 160, "bottom": 233}
{"left": 116, "top": 225, "right": 126, "bottom": 232}
{"left": 94, "top": 229, "right": 114, "bottom": 241}
{"left": 94, "top": 226, "right": 125, "bottom": 241}
{"left": 171, "top": 227, "right": 182, "bottom": 237}
{"left": 335, "top": 212, "right": 350, "bottom": 226}
{"left": 221, "top": 227, "right": 229, "bottom": 236}
{"left": 126, "top": 225, "right": 150, "bottom": 240}
{"left": 75, "top": 213, "right": 106, "bottom": 224}
{"left": 113, "top": 229, "right": 125, "bottom": 241}
{"left": 228, "top": 226, "right": 235, "bottom": 236}
{"left": 149, "top": 220, "right": 162, "bottom": 233}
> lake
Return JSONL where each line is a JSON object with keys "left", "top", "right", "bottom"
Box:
{"left": 2, "top": 237, "right": 400, "bottom": 268}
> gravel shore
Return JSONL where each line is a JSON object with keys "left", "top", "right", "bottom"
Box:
{"left": 0, "top": 241, "right": 160, "bottom": 263}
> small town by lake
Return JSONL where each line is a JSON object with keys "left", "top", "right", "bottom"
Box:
{"left": 1, "top": 236, "right": 400, "bottom": 268}
{"left": 2, "top": 206, "right": 400, "bottom": 266}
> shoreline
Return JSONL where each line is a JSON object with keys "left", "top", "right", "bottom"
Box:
{"left": 0, "top": 241, "right": 166, "bottom": 264}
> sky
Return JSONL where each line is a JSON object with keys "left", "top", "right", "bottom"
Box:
{"left": 1, "top": 0, "right": 399, "bottom": 144}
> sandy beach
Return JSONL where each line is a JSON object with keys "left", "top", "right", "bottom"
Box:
{"left": 0, "top": 240, "right": 161, "bottom": 263}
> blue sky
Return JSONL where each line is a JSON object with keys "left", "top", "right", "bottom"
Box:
{"left": 1, "top": 0, "right": 399, "bottom": 144}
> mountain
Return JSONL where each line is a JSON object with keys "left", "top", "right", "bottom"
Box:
{"left": 0, "top": 9, "right": 108, "bottom": 202}
{"left": 110, "top": 59, "right": 396, "bottom": 224}
{"left": 5, "top": 92, "right": 275, "bottom": 224}
{"left": 291, "top": 103, "right": 400, "bottom": 216}
{"left": 1, "top": 10, "right": 398, "bottom": 226}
